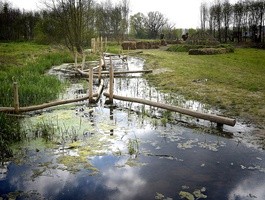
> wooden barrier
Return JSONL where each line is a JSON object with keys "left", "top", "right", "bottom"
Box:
{"left": 103, "top": 93, "right": 236, "bottom": 127}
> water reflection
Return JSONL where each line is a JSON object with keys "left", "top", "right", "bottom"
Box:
{"left": 229, "top": 176, "right": 265, "bottom": 199}
{"left": 1, "top": 56, "right": 265, "bottom": 199}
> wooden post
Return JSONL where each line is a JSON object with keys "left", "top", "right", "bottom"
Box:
{"left": 89, "top": 66, "right": 93, "bottom": 103}
{"left": 14, "top": 82, "right": 19, "bottom": 114}
{"left": 98, "top": 55, "right": 102, "bottom": 82}
{"left": 109, "top": 57, "right": 114, "bottom": 104}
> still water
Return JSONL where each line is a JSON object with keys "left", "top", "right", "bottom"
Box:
{"left": 0, "top": 56, "right": 265, "bottom": 200}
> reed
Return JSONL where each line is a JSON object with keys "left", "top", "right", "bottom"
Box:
{"left": 0, "top": 43, "right": 73, "bottom": 146}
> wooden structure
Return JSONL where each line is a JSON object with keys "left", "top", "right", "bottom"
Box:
{"left": 103, "top": 93, "right": 236, "bottom": 127}
{"left": 0, "top": 40, "right": 236, "bottom": 127}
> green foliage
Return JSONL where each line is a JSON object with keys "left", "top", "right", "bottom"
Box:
{"left": 0, "top": 43, "right": 72, "bottom": 147}
{"left": 0, "top": 113, "right": 23, "bottom": 159}
{"left": 0, "top": 43, "right": 72, "bottom": 107}
{"left": 127, "top": 138, "right": 139, "bottom": 155}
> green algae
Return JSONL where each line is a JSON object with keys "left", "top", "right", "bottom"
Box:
{"left": 56, "top": 154, "right": 99, "bottom": 175}
{"left": 155, "top": 192, "right": 173, "bottom": 200}
{"left": 179, "top": 191, "right": 194, "bottom": 200}
{"left": 179, "top": 187, "right": 207, "bottom": 200}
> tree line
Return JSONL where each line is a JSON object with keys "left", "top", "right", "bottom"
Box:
{"left": 200, "top": 0, "right": 265, "bottom": 43}
{"left": 1, "top": 0, "right": 264, "bottom": 53}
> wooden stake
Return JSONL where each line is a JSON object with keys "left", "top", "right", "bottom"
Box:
{"left": 13, "top": 82, "right": 19, "bottom": 114}
{"left": 89, "top": 66, "right": 94, "bottom": 103}
{"left": 98, "top": 55, "right": 102, "bottom": 81}
{"left": 109, "top": 57, "right": 114, "bottom": 104}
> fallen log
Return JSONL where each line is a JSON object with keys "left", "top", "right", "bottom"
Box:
{"left": 95, "top": 69, "right": 153, "bottom": 75}
{"left": 92, "top": 79, "right": 104, "bottom": 103}
{"left": 77, "top": 68, "right": 99, "bottom": 77}
{"left": 0, "top": 94, "right": 98, "bottom": 113}
{"left": 103, "top": 93, "right": 236, "bottom": 127}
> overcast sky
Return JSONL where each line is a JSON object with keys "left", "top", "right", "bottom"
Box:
{"left": 8, "top": 0, "right": 237, "bottom": 29}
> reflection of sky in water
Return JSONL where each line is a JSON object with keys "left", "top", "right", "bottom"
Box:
{"left": 2, "top": 109, "right": 265, "bottom": 199}
{"left": 1, "top": 57, "right": 265, "bottom": 199}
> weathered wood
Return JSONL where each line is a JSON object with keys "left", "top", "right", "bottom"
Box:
{"left": 77, "top": 69, "right": 99, "bottom": 77}
{"left": 91, "top": 79, "right": 104, "bottom": 103}
{"left": 13, "top": 82, "right": 19, "bottom": 114}
{"left": 103, "top": 93, "right": 236, "bottom": 126}
{"left": 0, "top": 94, "right": 98, "bottom": 113}
{"left": 89, "top": 66, "right": 94, "bottom": 103}
{"left": 109, "top": 58, "right": 114, "bottom": 104}
{"left": 94, "top": 69, "right": 153, "bottom": 75}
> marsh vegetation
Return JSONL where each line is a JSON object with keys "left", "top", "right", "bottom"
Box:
{"left": 1, "top": 42, "right": 265, "bottom": 199}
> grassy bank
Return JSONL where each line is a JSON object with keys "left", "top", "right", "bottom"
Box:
{"left": 0, "top": 42, "right": 73, "bottom": 147}
{"left": 137, "top": 47, "right": 265, "bottom": 127}
{"left": 0, "top": 43, "right": 75, "bottom": 107}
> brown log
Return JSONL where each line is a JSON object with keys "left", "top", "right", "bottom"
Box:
{"left": 89, "top": 66, "right": 94, "bottom": 103}
{"left": 103, "top": 93, "right": 236, "bottom": 126}
{"left": 0, "top": 94, "right": 98, "bottom": 113}
{"left": 94, "top": 69, "right": 152, "bottom": 75}
{"left": 93, "top": 79, "right": 104, "bottom": 102}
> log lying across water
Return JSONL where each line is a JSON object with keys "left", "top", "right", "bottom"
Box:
{"left": 103, "top": 93, "right": 236, "bottom": 127}
{"left": 0, "top": 94, "right": 98, "bottom": 113}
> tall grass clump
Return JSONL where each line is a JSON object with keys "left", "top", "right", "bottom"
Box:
{"left": 0, "top": 42, "right": 73, "bottom": 147}
{"left": 0, "top": 45, "right": 72, "bottom": 107}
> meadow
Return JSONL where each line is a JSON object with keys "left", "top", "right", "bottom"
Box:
{"left": 138, "top": 46, "right": 265, "bottom": 127}
{"left": 1, "top": 42, "right": 264, "bottom": 138}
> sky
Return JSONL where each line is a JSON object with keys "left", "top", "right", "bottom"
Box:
{"left": 7, "top": 0, "right": 237, "bottom": 29}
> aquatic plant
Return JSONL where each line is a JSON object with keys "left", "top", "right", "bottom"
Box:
{"left": 161, "top": 118, "right": 167, "bottom": 127}
{"left": 34, "top": 120, "right": 55, "bottom": 143}
{"left": 127, "top": 137, "right": 139, "bottom": 155}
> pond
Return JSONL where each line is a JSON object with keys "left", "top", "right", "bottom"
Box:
{"left": 0, "top": 56, "right": 265, "bottom": 200}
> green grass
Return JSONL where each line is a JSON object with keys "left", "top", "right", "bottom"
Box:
{"left": 0, "top": 42, "right": 74, "bottom": 107}
{"left": 0, "top": 42, "right": 75, "bottom": 146}
{"left": 138, "top": 47, "right": 265, "bottom": 126}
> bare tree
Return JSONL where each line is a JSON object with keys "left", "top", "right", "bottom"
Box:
{"left": 233, "top": 1, "right": 244, "bottom": 42}
{"left": 43, "top": 0, "right": 94, "bottom": 54}
{"left": 144, "top": 11, "right": 168, "bottom": 39}
{"left": 222, "top": 0, "right": 233, "bottom": 43}
{"left": 200, "top": 2, "right": 208, "bottom": 31}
